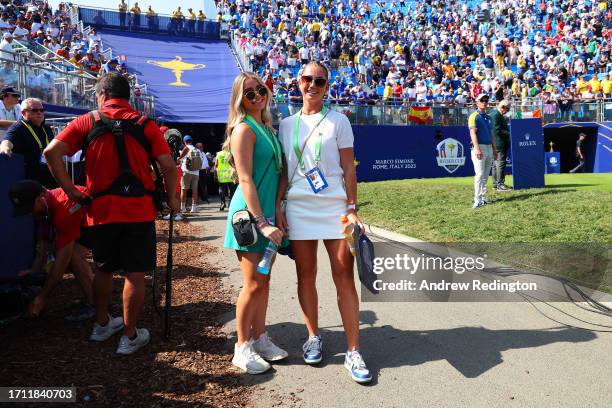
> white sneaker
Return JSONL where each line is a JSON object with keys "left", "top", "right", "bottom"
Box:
{"left": 89, "top": 314, "right": 124, "bottom": 342}
{"left": 252, "top": 333, "right": 288, "bottom": 361}
{"left": 174, "top": 213, "right": 183, "bottom": 221}
{"left": 232, "top": 341, "right": 271, "bottom": 374}
{"left": 116, "top": 328, "right": 150, "bottom": 355}
{"left": 190, "top": 205, "right": 197, "bottom": 213}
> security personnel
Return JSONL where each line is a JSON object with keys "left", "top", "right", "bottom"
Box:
{"left": 197, "top": 10, "right": 206, "bottom": 34}
{"left": 146, "top": 6, "right": 157, "bottom": 32}
{"left": 118, "top": 0, "right": 127, "bottom": 30}
{"left": 0, "top": 98, "right": 55, "bottom": 187}
{"left": 468, "top": 93, "right": 497, "bottom": 208}
{"left": 130, "top": 2, "right": 141, "bottom": 32}
{"left": 187, "top": 8, "right": 197, "bottom": 34}
{"left": 215, "top": 149, "right": 234, "bottom": 211}
{"left": 44, "top": 73, "right": 179, "bottom": 355}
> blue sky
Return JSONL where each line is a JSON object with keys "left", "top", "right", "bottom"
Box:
{"left": 49, "top": 1, "right": 208, "bottom": 16}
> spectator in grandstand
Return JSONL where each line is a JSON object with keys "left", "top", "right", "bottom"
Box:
{"left": 9, "top": 179, "right": 95, "bottom": 321}
{"left": 569, "top": 133, "right": 587, "bottom": 173}
{"left": 80, "top": 50, "right": 100, "bottom": 75}
{"left": 100, "top": 58, "right": 119, "bottom": 75}
{"left": 92, "top": 11, "right": 107, "bottom": 30}
{"left": 277, "top": 61, "right": 371, "bottom": 384}
{"left": 187, "top": 8, "right": 196, "bottom": 34}
{"left": 0, "top": 97, "right": 55, "bottom": 187}
{"left": 0, "top": 85, "right": 21, "bottom": 139}
{"left": 0, "top": 62, "right": 17, "bottom": 87}
{"left": 11, "top": 18, "right": 29, "bottom": 40}
{"left": 28, "top": 69, "right": 55, "bottom": 100}
{"left": 469, "top": 93, "right": 497, "bottom": 209}
{"left": 0, "top": 32, "right": 14, "bottom": 62}
{"left": 491, "top": 100, "right": 512, "bottom": 191}
{"left": 222, "top": 72, "right": 288, "bottom": 375}
{"left": 43, "top": 73, "right": 179, "bottom": 355}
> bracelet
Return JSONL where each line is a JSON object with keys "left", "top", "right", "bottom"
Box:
{"left": 253, "top": 214, "right": 265, "bottom": 222}
{"left": 347, "top": 204, "right": 357, "bottom": 211}
{"left": 256, "top": 220, "right": 269, "bottom": 230}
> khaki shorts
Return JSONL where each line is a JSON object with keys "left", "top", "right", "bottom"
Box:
{"left": 181, "top": 172, "right": 199, "bottom": 191}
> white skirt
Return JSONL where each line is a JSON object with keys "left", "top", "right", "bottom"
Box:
{"left": 286, "top": 176, "right": 347, "bottom": 240}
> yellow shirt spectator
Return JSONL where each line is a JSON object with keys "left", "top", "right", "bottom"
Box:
{"left": 198, "top": 11, "right": 206, "bottom": 21}
{"left": 146, "top": 7, "right": 156, "bottom": 17}
{"left": 588, "top": 77, "right": 601, "bottom": 93}
{"left": 602, "top": 78, "right": 612, "bottom": 94}
{"left": 598, "top": 1, "right": 607, "bottom": 11}
{"left": 501, "top": 68, "right": 514, "bottom": 82}
{"left": 319, "top": 5, "right": 326, "bottom": 14}
{"left": 311, "top": 21, "right": 321, "bottom": 32}
{"left": 188, "top": 10, "right": 197, "bottom": 20}
{"left": 575, "top": 78, "right": 589, "bottom": 93}
{"left": 130, "top": 4, "right": 141, "bottom": 14}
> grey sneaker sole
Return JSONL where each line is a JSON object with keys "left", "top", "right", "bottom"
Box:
{"left": 259, "top": 351, "right": 288, "bottom": 362}
{"left": 231, "top": 357, "right": 271, "bottom": 374}
{"left": 89, "top": 319, "right": 124, "bottom": 342}
{"left": 116, "top": 332, "right": 150, "bottom": 355}
{"left": 303, "top": 354, "right": 323, "bottom": 364}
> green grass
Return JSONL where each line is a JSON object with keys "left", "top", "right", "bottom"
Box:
{"left": 358, "top": 174, "right": 612, "bottom": 292}
{"left": 358, "top": 173, "right": 612, "bottom": 243}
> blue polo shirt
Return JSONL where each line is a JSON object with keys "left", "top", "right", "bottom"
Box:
{"left": 468, "top": 110, "right": 492, "bottom": 145}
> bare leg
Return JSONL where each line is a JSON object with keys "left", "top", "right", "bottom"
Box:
{"left": 123, "top": 272, "right": 146, "bottom": 338}
{"left": 324, "top": 239, "right": 360, "bottom": 350}
{"left": 93, "top": 271, "right": 114, "bottom": 325}
{"left": 70, "top": 243, "right": 94, "bottom": 304}
{"left": 293, "top": 240, "right": 319, "bottom": 337}
{"left": 235, "top": 251, "right": 268, "bottom": 344}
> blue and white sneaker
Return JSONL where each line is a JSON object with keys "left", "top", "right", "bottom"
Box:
{"left": 302, "top": 335, "right": 323, "bottom": 364}
{"left": 472, "top": 201, "right": 484, "bottom": 209}
{"left": 481, "top": 198, "right": 492, "bottom": 205}
{"left": 344, "top": 350, "right": 372, "bottom": 383}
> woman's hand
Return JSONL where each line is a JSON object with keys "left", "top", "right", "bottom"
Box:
{"left": 260, "top": 224, "right": 284, "bottom": 246}
{"left": 347, "top": 211, "right": 365, "bottom": 235}
{"left": 275, "top": 207, "right": 289, "bottom": 236}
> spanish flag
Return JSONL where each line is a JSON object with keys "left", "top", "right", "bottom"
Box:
{"left": 408, "top": 105, "right": 433, "bottom": 124}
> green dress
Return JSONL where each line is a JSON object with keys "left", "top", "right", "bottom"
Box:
{"left": 224, "top": 116, "right": 283, "bottom": 253}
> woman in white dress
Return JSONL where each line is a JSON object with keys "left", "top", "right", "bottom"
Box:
{"left": 276, "top": 61, "right": 372, "bottom": 383}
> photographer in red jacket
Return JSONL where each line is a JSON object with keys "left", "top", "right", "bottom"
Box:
{"left": 44, "top": 73, "right": 179, "bottom": 355}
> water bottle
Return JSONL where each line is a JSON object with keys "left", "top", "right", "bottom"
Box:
{"left": 340, "top": 214, "right": 356, "bottom": 256}
{"left": 257, "top": 241, "right": 278, "bottom": 275}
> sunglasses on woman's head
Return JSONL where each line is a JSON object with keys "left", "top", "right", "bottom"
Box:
{"left": 244, "top": 85, "right": 267, "bottom": 101}
{"left": 301, "top": 75, "right": 327, "bottom": 87}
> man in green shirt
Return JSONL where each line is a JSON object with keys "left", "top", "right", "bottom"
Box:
{"left": 491, "top": 100, "right": 512, "bottom": 191}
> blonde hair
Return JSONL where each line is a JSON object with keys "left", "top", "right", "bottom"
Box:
{"left": 222, "top": 72, "right": 273, "bottom": 180}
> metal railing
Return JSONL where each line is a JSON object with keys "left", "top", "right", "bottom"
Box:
{"left": 76, "top": 6, "right": 221, "bottom": 39}
{"left": 229, "top": 30, "right": 252, "bottom": 72}
{"left": 0, "top": 55, "right": 155, "bottom": 116}
{"left": 268, "top": 98, "right": 612, "bottom": 125}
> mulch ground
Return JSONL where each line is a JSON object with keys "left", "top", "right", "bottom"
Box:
{"left": 0, "top": 220, "right": 251, "bottom": 407}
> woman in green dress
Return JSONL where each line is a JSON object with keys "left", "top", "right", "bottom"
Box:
{"left": 223, "top": 72, "right": 288, "bottom": 374}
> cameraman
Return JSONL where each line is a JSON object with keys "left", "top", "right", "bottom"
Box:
{"left": 44, "top": 73, "right": 179, "bottom": 355}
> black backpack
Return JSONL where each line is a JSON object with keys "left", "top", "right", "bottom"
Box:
{"left": 82, "top": 111, "right": 164, "bottom": 210}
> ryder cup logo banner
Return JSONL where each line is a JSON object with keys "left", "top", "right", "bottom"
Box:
{"left": 436, "top": 138, "right": 466, "bottom": 174}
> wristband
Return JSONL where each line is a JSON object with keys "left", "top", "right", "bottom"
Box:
{"left": 347, "top": 204, "right": 357, "bottom": 211}
{"left": 256, "top": 220, "right": 269, "bottom": 230}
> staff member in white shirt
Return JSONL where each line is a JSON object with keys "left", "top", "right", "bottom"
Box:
{"left": 277, "top": 61, "right": 372, "bottom": 383}
{"left": 0, "top": 86, "right": 21, "bottom": 140}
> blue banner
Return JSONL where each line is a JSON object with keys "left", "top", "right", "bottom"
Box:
{"left": 0, "top": 155, "right": 34, "bottom": 278}
{"left": 353, "top": 125, "right": 474, "bottom": 181}
{"left": 510, "top": 119, "right": 545, "bottom": 189}
{"left": 100, "top": 31, "right": 240, "bottom": 123}
{"left": 545, "top": 152, "right": 561, "bottom": 174}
